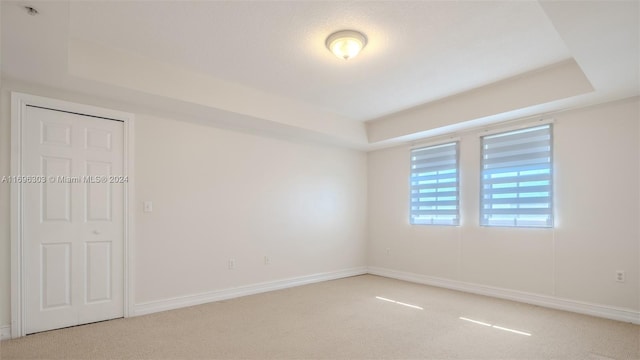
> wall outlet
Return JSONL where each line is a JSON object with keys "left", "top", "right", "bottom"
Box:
{"left": 386, "top": 248, "right": 390, "bottom": 255}
{"left": 615, "top": 270, "right": 625, "bottom": 283}
{"left": 143, "top": 201, "right": 153, "bottom": 213}
{"left": 228, "top": 259, "right": 236, "bottom": 270}
{"left": 264, "top": 256, "right": 270, "bottom": 265}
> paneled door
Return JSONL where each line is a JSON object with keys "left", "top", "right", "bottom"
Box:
{"left": 22, "top": 105, "right": 124, "bottom": 334}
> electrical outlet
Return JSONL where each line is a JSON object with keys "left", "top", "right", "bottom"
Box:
{"left": 616, "top": 270, "right": 625, "bottom": 283}
{"left": 228, "top": 259, "right": 236, "bottom": 270}
{"left": 386, "top": 248, "right": 390, "bottom": 255}
{"left": 143, "top": 201, "right": 153, "bottom": 213}
{"left": 264, "top": 256, "right": 270, "bottom": 265}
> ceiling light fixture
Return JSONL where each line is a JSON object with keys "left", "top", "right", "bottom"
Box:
{"left": 325, "top": 30, "right": 368, "bottom": 60}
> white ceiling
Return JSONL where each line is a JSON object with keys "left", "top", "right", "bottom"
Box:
{"left": 66, "top": 1, "right": 570, "bottom": 121}
{"left": 1, "top": 1, "right": 638, "bottom": 149}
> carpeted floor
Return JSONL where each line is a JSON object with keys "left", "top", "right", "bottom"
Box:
{"left": 1, "top": 275, "right": 639, "bottom": 359}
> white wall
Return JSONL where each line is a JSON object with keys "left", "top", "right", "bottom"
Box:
{"left": 368, "top": 97, "right": 640, "bottom": 311}
{"left": 134, "top": 114, "right": 367, "bottom": 304}
{"left": 0, "top": 83, "right": 368, "bottom": 328}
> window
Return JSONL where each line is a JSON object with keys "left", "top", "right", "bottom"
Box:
{"left": 410, "top": 142, "right": 459, "bottom": 225}
{"left": 480, "top": 124, "right": 553, "bottom": 227}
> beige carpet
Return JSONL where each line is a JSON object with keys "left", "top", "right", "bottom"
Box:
{"left": 1, "top": 275, "right": 639, "bottom": 359}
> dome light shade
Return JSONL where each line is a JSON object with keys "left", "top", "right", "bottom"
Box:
{"left": 325, "top": 30, "right": 368, "bottom": 60}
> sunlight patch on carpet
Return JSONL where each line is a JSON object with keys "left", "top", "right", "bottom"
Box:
{"left": 459, "top": 316, "right": 532, "bottom": 336}
{"left": 375, "top": 296, "right": 424, "bottom": 310}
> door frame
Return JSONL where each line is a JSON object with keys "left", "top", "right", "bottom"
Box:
{"left": 10, "top": 92, "right": 135, "bottom": 338}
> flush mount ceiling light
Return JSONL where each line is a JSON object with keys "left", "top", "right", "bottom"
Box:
{"left": 325, "top": 30, "right": 368, "bottom": 60}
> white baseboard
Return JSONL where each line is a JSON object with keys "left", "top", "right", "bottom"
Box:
{"left": 367, "top": 266, "right": 640, "bottom": 325}
{"left": 134, "top": 266, "right": 367, "bottom": 316}
{"left": 0, "top": 325, "right": 11, "bottom": 341}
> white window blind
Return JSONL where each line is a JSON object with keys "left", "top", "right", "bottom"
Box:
{"left": 410, "top": 142, "right": 459, "bottom": 226}
{"left": 481, "top": 124, "right": 553, "bottom": 227}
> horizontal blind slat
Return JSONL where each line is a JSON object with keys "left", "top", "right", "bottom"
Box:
{"left": 412, "top": 209, "right": 459, "bottom": 216}
{"left": 411, "top": 143, "right": 457, "bottom": 157}
{"left": 483, "top": 150, "right": 551, "bottom": 167}
{"left": 483, "top": 127, "right": 550, "bottom": 145}
{"left": 482, "top": 163, "right": 550, "bottom": 176}
{"left": 481, "top": 208, "right": 551, "bottom": 215}
{"left": 483, "top": 173, "right": 550, "bottom": 185}
{"left": 483, "top": 140, "right": 551, "bottom": 156}
{"left": 410, "top": 172, "right": 459, "bottom": 183}
{"left": 411, "top": 190, "right": 458, "bottom": 198}
{"left": 482, "top": 184, "right": 551, "bottom": 195}
{"left": 482, "top": 196, "right": 550, "bottom": 205}
{"left": 411, "top": 181, "right": 458, "bottom": 191}
{"left": 411, "top": 200, "right": 459, "bottom": 207}
{"left": 411, "top": 154, "right": 457, "bottom": 167}
{"left": 411, "top": 149, "right": 457, "bottom": 161}
{"left": 411, "top": 163, "right": 458, "bottom": 174}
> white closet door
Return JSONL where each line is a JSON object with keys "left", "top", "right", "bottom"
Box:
{"left": 22, "top": 105, "right": 124, "bottom": 334}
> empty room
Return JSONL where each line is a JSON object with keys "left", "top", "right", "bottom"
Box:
{"left": 1, "top": 0, "right": 639, "bottom": 359}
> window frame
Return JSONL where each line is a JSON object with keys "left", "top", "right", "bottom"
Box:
{"left": 479, "top": 123, "right": 554, "bottom": 228}
{"left": 409, "top": 140, "right": 460, "bottom": 226}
